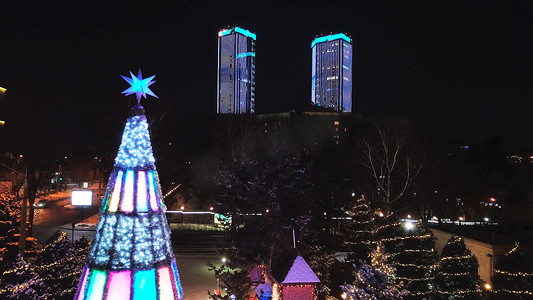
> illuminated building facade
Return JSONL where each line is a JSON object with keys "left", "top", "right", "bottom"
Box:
{"left": 217, "top": 26, "right": 256, "bottom": 114}
{"left": 311, "top": 33, "right": 352, "bottom": 112}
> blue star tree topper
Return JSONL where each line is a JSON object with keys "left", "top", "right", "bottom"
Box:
{"left": 121, "top": 69, "right": 159, "bottom": 103}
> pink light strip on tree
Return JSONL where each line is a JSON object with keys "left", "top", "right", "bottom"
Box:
{"left": 106, "top": 271, "right": 132, "bottom": 300}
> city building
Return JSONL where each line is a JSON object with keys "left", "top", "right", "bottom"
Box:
{"left": 311, "top": 33, "right": 353, "bottom": 112}
{"left": 217, "top": 26, "right": 256, "bottom": 114}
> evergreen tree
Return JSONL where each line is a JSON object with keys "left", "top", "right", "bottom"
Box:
{"left": 0, "top": 254, "right": 45, "bottom": 300}
{"left": 341, "top": 245, "right": 408, "bottom": 300}
{"left": 35, "top": 231, "right": 80, "bottom": 299}
{"left": 326, "top": 195, "right": 376, "bottom": 299}
{"left": 344, "top": 195, "right": 376, "bottom": 263}
{"left": 213, "top": 153, "right": 313, "bottom": 264}
{"left": 207, "top": 261, "right": 254, "bottom": 300}
{"left": 492, "top": 242, "right": 533, "bottom": 299}
{"left": 434, "top": 236, "right": 482, "bottom": 299}
{"left": 74, "top": 235, "right": 91, "bottom": 265}
{"left": 0, "top": 194, "right": 21, "bottom": 262}
{"left": 294, "top": 214, "right": 336, "bottom": 299}
{"left": 393, "top": 224, "right": 438, "bottom": 300}
{"left": 375, "top": 216, "right": 438, "bottom": 299}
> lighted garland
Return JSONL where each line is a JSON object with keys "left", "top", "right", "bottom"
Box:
{"left": 0, "top": 278, "right": 42, "bottom": 295}
{"left": 395, "top": 276, "right": 434, "bottom": 281}
{"left": 435, "top": 289, "right": 483, "bottom": 295}
{"left": 440, "top": 254, "right": 474, "bottom": 261}
{"left": 379, "top": 233, "right": 432, "bottom": 242}
{"left": 492, "top": 289, "right": 533, "bottom": 295}
{"left": 494, "top": 269, "right": 533, "bottom": 277}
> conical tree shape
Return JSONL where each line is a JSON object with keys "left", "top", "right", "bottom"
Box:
{"left": 434, "top": 236, "right": 482, "bottom": 300}
{"left": 74, "top": 105, "right": 183, "bottom": 300}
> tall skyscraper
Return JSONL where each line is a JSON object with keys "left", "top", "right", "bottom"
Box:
{"left": 217, "top": 26, "right": 256, "bottom": 114}
{"left": 311, "top": 33, "right": 353, "bottom": 112}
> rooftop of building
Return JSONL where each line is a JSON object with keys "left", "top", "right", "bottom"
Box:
{"left": 218, "top": 26, "right": 256, "bottom": 40}
{"left": 430, "top": 224, "right": 533, "bottom": 250}
{"left": 311, "top": 33, "right": 351, "bottom": 48}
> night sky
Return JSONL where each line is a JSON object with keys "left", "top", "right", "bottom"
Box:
{"left": 1, "top": 1, "right": 533, "bottom": 153}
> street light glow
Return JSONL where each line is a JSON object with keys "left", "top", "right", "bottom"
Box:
{"left": 404, "top": 222, "right": 414, "bottom": 230}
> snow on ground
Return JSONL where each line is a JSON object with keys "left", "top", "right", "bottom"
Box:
{"left": 175, "top": 252, "right": 224, "bottom": 300}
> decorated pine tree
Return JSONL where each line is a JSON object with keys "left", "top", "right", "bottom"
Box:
{"left": 74, "top": 236, "right": 91, "bottom": 266}
{"left": 375, "top": 216, "right": 437, "bottom": 299}
{"left": 340, "top": 245, "right": 408, "bottom": 300}
{"left": 74, "top": 70, "right": 183, "bottom": 300}
{"left": 434, "top": 236, "right": 482, "bottom": 300}
{"left": 492, "top": 242, "right": 533, "bottom": 298}
{"left": 36, "top": 231, "right": 80, "bottom": 299}
{"left": 344, "top": 195, "right": 375, "bottom": 263}
{"left": 393, "top": 224, "right": 437, "bottom": 300}
{"left": 0, "top": 254, "right": 45, "bottom": 300}
{"left": 0, "top": 194, "right": 21, "bottom": 261}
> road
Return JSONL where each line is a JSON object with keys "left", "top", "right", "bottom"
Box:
{"left": 32, "top": 192, "right": 100, "bottom": 244}
{"left": 175, "top": 253, "right": 225, "bottom": 300}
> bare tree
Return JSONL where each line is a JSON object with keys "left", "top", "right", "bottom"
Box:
{"left": 361, "top": 121, "right": 422, "bottom": 215}
{"left": 213, "top": 115, "right": 255, "bottom": 162}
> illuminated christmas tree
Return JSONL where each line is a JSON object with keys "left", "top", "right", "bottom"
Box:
{"left": 74, "top": 70, "right": 183, "bottom": 300}
{"left": 492, "top": 242, "right": 533, "bottom": 298}
{"left": 434, "top": 236, "right": 482, "bottom": 300}
{"left": 36, "top": 231, "right": 81, "bottom": 299}
{"left": 375, "top": 216, "right": 437, "bottom": 299}
{"left": 340, "top": 245, "right": 408, "bottom": 300}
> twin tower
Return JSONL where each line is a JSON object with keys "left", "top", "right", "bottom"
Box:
{"left": 217, "top": 27, "right": 353, "bottom": 114}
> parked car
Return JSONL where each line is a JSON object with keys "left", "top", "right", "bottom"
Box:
{"left": 74, "top": 223, "right": 96, "bottom": 230}
{"left": 33, "top": 199, "right": 51, "bottom": 208}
